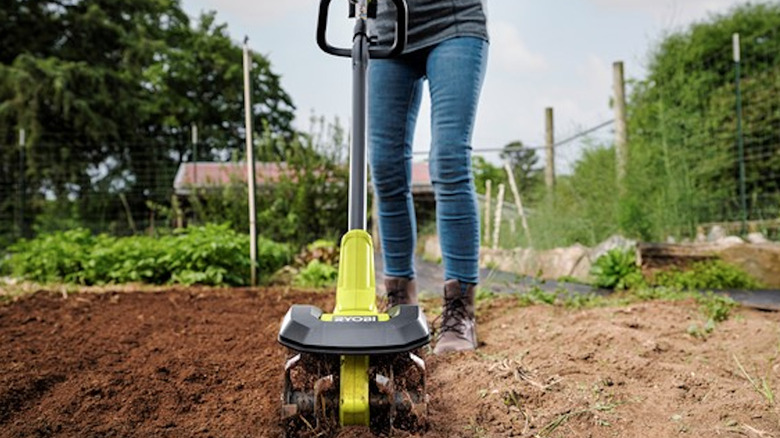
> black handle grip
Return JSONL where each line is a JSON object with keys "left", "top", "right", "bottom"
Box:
{"left": 317, "top": 0, "right": 408, "bottom": 59}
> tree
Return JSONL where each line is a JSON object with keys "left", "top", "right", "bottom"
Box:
{"left": 471, "top": 155, "right": 505, "bottom": 194}
{"left": 626, "top": 2, "right": 780, "bottom": 237}
{"left": 0, "top": 0, "right": 296, "bottom": 239}
{"left": 500, "top": 141, "right": 543, "bottom": 202}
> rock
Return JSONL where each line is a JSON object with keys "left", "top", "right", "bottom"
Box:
{"left": 590, "top": 235, "right": 637, "bottom": 261}
{"left": 479, "top": 245, "right": 592, "bottom": 282}
{"left": 715, "top": 236, "right": 744, "bottom": 247}
{"left": 707, "top": 225, "right": 727, "bottom": 242}
{"left": 746, "top": 232, "right": 769, "bottom": 244}
{"left": 719, "top": 243, "right": 780, "bottom": 288}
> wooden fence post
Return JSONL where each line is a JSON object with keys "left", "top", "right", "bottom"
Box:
{"left": 545, "top": 107, "right": 555, "bottom": 191}
{"left": 614, "top": 61, "right": 628, "bottom": 191}
{"left": 243, "top": 38, "right": 258, "bottom": 287}
{"left": 483, "top": 179, "right": 492, "bottom": 244}
{"left": 492, "top": 183, "right": 505, "bottom": 250}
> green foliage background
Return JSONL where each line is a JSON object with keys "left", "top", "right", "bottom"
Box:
{"left": 623, "top": 2, "right": 780, "bottom": 239}
{"left": 2, "top": 224, "right": 291, "bottom": 286}
{"left": 0, "top": 0, "right": 295, "bottom": 242}
{"left": 486, "top": 3, "right": 780, "bottom": 250}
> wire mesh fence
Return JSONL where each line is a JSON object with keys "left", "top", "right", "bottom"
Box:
{"left": 3, "top": 19, "right": 780, "bottom": 252}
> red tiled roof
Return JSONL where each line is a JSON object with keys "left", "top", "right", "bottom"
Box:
{"left": 411, "top": 162, "right": 431, "bottom": 186}
{"left": 173, "top": 161, "right": 432, "bottom": 194}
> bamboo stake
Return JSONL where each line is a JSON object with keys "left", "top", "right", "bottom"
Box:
{"left": 504, "top": 163, "right": 533, "bottom": 247}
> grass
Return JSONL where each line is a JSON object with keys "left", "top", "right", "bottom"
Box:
{"left": 467, "top": 281, "right": 743, "bottom": 341}
{"left": 733, "top": 354, "right": 776, "bottom": 406}
{"left": 537, "top": 401, "right": 621, "bottom": 437}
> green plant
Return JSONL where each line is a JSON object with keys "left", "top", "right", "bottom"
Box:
{"left": 734, "top": 354, "right": 776, "bottom": 406}
{"left": 654, "top": 260, "right": 762, "bottom": 290}
{"left": 538, "top": 402, "right": 620, "bottom": 437}
{"left": 3, "top": 228, "right": 95, "bottom": 283}
{"left": 562, "top": 292, "right": 606, "bottom": 309}
{"left": 293, "top": 260, "right": 338, "bottom": 288}
{"left": 3, "top": 224, "right": 291, "bottom": 286}
{"left": 517, "top": 286, "right": 557, "bottom": 307}
{"left": 475, "top": 286, "right": 497, "bottom": 302}
{"left": 590, "top": 248, "right": 645, "bottom": 290}
{"left": 697, "top": 292, "right": 738, "bottom": 324}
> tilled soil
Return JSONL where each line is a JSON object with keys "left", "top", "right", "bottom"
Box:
{"left": 1, "top": 287, "right": 779, "bottom": 437}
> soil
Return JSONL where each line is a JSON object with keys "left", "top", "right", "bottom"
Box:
{"left": 1, "top": 287, "right": 780, "bottom": 437}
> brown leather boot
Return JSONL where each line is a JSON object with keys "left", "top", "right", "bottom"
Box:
{"left": 433, "top": 279, "right": 477, "bottom": 354}
{"left": 382, "top": 277, "right": 417, "bottom": 311}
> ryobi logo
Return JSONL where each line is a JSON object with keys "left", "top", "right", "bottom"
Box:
{"left": 332, "top": 316, "right": 378, "bottom": 323}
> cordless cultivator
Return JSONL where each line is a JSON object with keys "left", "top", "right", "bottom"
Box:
{"left": 277, "top": 0, "right": 431, "bottom": 436}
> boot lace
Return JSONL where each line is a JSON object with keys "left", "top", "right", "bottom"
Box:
{"left": 386, "top": 288, "right": 404, "bottom": 305}
{"left": 435, "top": 295, "right": 470, "bottom": 339}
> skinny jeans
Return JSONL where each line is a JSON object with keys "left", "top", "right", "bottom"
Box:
{"left": 369, "top": 36, "right": 488, "bottom": 285}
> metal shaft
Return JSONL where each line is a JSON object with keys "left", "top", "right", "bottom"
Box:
{"left": 348, "top": 1, "right": 370, "bottom": 231}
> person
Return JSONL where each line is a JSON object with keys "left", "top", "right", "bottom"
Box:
{"left": 369, "top": 0, "right": 489, "bottom": 354}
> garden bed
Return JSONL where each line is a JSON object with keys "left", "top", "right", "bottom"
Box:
{"left": 1, "top": 287, "right": 779, "bottom": 437}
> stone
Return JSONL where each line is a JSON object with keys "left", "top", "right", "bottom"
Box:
{"left": 707, "top": 225, "right": 727, "bottom": 242}
{"left": 715, "top": 236, "right": 745, "bottom": 247}
{"left": 746, "top": 232, "right": 769, "bottom": 244}
{"left": 590, "top": 235, "right": 637, "bottom": 262}
{"left": 719, "top": 243, "right": 780, "bottom": 288}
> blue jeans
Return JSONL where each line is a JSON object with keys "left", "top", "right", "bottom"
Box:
{"left": 369, "top": 36, "right": 488, "bottom": 285}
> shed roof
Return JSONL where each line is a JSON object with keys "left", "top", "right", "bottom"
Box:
{"left": 173, "top": 161, "right": 432, "bottom": 195}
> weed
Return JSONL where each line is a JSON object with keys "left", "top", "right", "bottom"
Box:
{"left": 557, "top": 275, "right": 588, "bottom": 285}
{"left": 538, "top": 402, "right": 620, "bottom": 437}
{"left": 631, "top": 286, "right": 694, "bottom": 302}
{"left": 687, "top": 321, "right": 715, "bottom": 339}
{"left": 475, "top": 350, "right": 509, "bottom": 362}
{"left": 733, "top": 354, "right": 775, "bottom": 406}
{"left": 561, "top": 292, "right": 606, "bottom": 309}
{"left": 463, "top": 421, "right": 490, "bottom": 438}
{"left": 683, "top": 293, "right": 737, "bottom": 338}
{"left": 697, "top": 292, "right": 737, "bottom": 324}
{"left": 475, "top": 287, "right": 498, "bottom": 302}
{"left": 517, "top": 286, "right": 557, "bottom": 307}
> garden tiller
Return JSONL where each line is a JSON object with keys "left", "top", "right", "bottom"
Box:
{"left": 277, "top": 0, "right": 430, "bottom": 436}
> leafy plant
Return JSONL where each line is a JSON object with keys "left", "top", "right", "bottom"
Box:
{"left": 697, "top": 292, "right": 738, "bottom": 324}
{"left": 590, "top": 249, "right": 645, "bottom": 290}
{"left": 475, "top": 287, "right": 498, "bottom": 302}
{"left": 654, "top": 260, "right": 762, "bottom": 290}
{"left": 3, "top": 228, "right": 95, "bottom": 283}
{"left": 517, "top": 286, "right": 557, "bottom": 307}
{"left": 3, "top": 224, "right": 291, "bottom": 286}
{"left": 561, "top": 291, "right": 605, "bottom": 309}
{"left": 293, "top": 260, "right": 338, "bottom": 288}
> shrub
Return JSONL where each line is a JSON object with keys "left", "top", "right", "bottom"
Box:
{"left": 3, "top": 224, "right": 291, "bottom": 286}
{"left": 293, "top": 260, "right": 338, "bottom": 288}
{"left": 4, "top": 228, "right": 94, "bottom": 283}
{"left": 653, "top": 259, "right": 762, "bottom": 290}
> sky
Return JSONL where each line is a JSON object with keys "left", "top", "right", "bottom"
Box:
{"left": 180, "top": 0, "right": 753, "bottom": 172}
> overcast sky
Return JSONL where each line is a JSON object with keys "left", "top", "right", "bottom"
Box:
{"left": 181, "top": 0, "right": 752, "bottom": 171}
